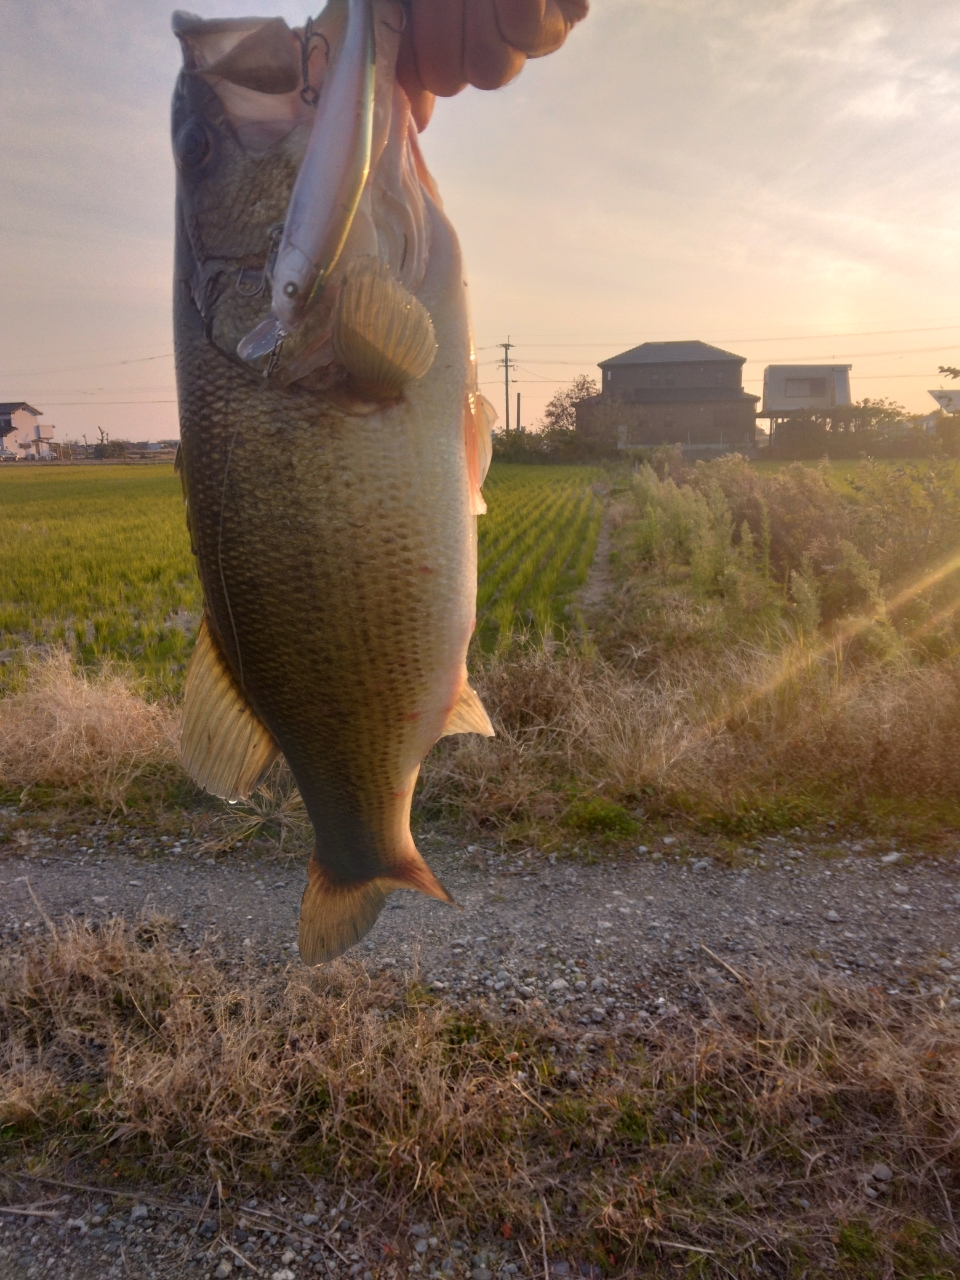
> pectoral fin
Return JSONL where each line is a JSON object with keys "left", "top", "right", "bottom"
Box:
{"left": 463, "top": 391, "right": 496, "bottom": 515}
{"left": 441, "top": 678, "right": 495, "bottom": 737}
{"left": 331, "top": 256, "right": 437, "bottom": 401}
{"left": 181, "top": 616, "right": 280, "bottom": 801}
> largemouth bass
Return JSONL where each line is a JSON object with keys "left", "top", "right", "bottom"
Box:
{"left": 171, "top": 1, "right": 497, "bottom": 963}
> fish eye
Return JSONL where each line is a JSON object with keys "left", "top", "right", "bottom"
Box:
{"left": 175, "top": 118, "right": 213, "bottom": 172}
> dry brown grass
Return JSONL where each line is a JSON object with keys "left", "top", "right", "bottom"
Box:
{"left": 1, "top": 917, "right": 959, "bottom": 1275}
{"left": 0, "top": 651, "right": 178, "bottom": 811}
{"left": 418, "top": 643, "right": 960, "bottom": 832}
{"left": 3, "top": 641, "right": 960, "bottom": 842}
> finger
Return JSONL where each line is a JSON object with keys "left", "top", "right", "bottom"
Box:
{"left": 408, "top": 0, "right": 468, "bottom": 97}
{"left": 525, "top": 0, "right": 590, "bottom": 57}
{"left": 408, "top": 86, "right": 436, "bottom": 131}
{"left": 395, "top": 27, "right": 436, "bottom": 129}
{"left": 491, "top": 0, "right": 545, "bottom": 53}
{"left": 464, "top": 0, "right": 526, "bottom": 90}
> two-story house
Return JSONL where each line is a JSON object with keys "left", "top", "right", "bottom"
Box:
{"left": 0, "top": 403, "right": 56, "bottom": 459}
{"left": 575, "top": 341, "right": 759, "bottom": 451}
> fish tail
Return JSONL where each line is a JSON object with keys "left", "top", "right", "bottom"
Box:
{"left": 298, "top": 845, "right": 456, "bottom": 965}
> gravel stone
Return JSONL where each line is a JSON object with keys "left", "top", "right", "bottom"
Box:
{"left": 2, "top": 819, "right": 958, "bottom": 1090}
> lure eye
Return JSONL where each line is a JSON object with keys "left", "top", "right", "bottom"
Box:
{"left": 175, "top": 118, "right": 213, "bottom": 172}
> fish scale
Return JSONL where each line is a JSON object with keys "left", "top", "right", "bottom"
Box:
{"left": 172, "top": 5, "right": 493, "bottom": 962}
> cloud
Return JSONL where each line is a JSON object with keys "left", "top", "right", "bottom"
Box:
{"left": 1, "top": 0, "right": 959, "bottom": 436}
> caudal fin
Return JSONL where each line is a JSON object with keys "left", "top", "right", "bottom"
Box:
{"left": 298, "top": 845, "right": 457, "bottom": 965}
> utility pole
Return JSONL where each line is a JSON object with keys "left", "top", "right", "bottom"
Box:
{"left": 516, "top": 391, "right": 522, "bottom": 433}
{"left": 498, "top": 337, "right": 514, "bottom": 432}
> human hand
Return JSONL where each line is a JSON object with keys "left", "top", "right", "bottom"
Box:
{"left": 396, "top": 0, "right": 589, "bottom": 129}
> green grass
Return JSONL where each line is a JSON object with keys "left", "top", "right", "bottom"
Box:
{"left": 477, "top": 464, "right": 601, "bottom": 648}
{"left": 751, "top": 454, "right": 960, "bottom": 490}
{"left": 0, "top": 466, "right": 199, "bottom": 694}
{"left": 0, "top": 462, "right": 602, "bottom": 691}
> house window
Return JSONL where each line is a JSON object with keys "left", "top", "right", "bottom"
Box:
{"left": 605, "top": 370, "right": 612, "bottom": 382}
{"left": 786, "top": 377, "right": 827, "bottom": 397}
{"left": 714, "top": 370, "right": 724, "bottom": 384}
{"left": 665, "top": 372, "right": 675, "bottom": 386}
{"left": 650, "top": 370, "right": 659, "bottom": 383}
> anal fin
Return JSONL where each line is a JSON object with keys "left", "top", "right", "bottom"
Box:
{"left": 180, "top": 616, "right": 280, "bottom": 801}
{"left": 441, "top": 678, "right": 495, "bottom": 737}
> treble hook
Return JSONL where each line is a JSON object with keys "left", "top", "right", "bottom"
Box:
{"left": 264, "top": 332, "right": 287, "bottom": 380}
{"left": 296, "top": 16, "right": 331, "bottom": 107}
{"left": 236, "top": 223, "right": 285, "bottom": 298}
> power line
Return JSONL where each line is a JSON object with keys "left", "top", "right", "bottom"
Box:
{"left": 6, "top": 322, "right": 958, "bottom": 378}
{"left": 31, "top": 399, "right": 178, "bottom": 406}
{"left": 485, "top": 343, "right": 960, "bottom": 368}
{"left": 0, "top": 353, "right": 175, "bottom": 378}
{"left": 477, "top": 323, "right": 960, "bottom": 350}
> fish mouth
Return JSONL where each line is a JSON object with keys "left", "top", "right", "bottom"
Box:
{"left": 238, "top": 0, "right": 375, "bottom": 372}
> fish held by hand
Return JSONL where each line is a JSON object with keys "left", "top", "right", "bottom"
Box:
{"left": 171, "top": 0, "right": 495, "bottom": 963}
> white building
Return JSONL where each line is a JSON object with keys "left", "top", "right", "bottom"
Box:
{"left": 928, "top": 388, "right": 960, "bottom": 415}
{"left": 762, "top": 365, "right": 852, "bottom": 414}
{"left": 0, "top": 402, "right": 56, "bottom": 459}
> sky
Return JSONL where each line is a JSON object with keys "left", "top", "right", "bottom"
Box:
{"left": 2, "top": 0, "right": 960, "bottom": 442}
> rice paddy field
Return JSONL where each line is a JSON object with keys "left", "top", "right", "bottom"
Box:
{"left": 0, "top": 462, "right": 601, "bottom": 693}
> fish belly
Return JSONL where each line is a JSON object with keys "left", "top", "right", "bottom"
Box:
{"left": 176, "top": 204, "right": 473, "bottom": 911}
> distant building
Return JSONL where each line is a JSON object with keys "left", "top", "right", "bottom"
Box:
{"left": 0, "top": 402, "right": 56, "bottom": 459}
{"left": 575, "top": 341, "right": 759, "bottom": 452}
{"left": 759, "top": 365, "right": 852, "bottom": 442}
{"left": 928, "top": 388, "right": 960, "bottom": 415}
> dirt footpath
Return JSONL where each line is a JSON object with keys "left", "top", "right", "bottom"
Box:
{"left": 2, "top": 814, "right": 960, "bottom": 1280}
{"left": 3, "top": 815, "right": 959, "bottom": 1018}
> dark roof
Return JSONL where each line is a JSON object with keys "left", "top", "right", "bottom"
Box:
{"left": 0, "top": 402, "right": 42, "bottom": 415}
{"left": 599, "top": 341, "right": 744, "bottom": 368}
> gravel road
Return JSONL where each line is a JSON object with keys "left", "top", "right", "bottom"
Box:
{"left": 2, "top": 812, "right": 960, "bottom": 1280}
{"left": 3, "top": 813, "right": 959, "bottom": 1017}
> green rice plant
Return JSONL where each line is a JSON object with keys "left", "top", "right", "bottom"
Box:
{"left": 0, "top": 465, "right": 199, "bottom": 695}
{"left": 476, "top": 464, "right": 601, "bottom": 647}
{"left": 0, "top": 462, "right": 603, "bottom": 694}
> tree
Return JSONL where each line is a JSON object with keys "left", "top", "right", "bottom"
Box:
{"left": 490, "top": 373, "right": 619, "bottom": 463}
{"left": 541, "top": 374, "right": 599, "bottom": 434}
{"left": 938, "top": 366, "right": 960, "bottom": 380}
{"left": 93, "top": 439, "right": 126, "bottom": 459}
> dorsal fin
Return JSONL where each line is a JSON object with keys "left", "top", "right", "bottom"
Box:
{"left": 440, "top": 677, "right": 495, "bottom": 738}
{"left": 181, "top": 616, "right": 280, "bottom": 801}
